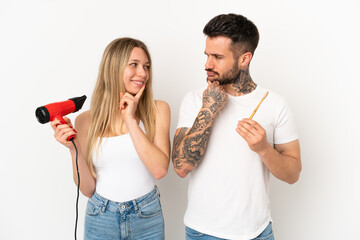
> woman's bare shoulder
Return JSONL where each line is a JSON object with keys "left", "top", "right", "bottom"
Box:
{"left": 155, "top": 100, "right": 170, "bottom": 113}
{"left": 75, "top": 110, "right": 90, "bottom": 130}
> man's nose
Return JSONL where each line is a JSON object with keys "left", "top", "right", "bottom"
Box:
{"left": 205, "top": 57, "right": 214, "bottom": 70}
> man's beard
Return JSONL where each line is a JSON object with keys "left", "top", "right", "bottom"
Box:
{"left": 206, "top": 63, "right": 241, "bottom": 86}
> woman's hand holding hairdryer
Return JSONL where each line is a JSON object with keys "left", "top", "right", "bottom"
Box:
{"left": 50, "top": 117, "right": 77, "bottom": 148}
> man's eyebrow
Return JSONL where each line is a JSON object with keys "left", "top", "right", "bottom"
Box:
{"left": 204, "top": 52, "right": 224, "bottom": 57}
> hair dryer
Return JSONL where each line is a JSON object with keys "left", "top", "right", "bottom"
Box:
{"left": 35, "top": 95, "right": 87, "bottom": 141}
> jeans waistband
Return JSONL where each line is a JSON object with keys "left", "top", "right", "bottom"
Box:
{"left": 91, "top": 186, "right": 160, "bottom": 212}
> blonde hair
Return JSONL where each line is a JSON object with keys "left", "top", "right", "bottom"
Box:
{"left": 86, "top": 38, "right": 156, "bottom": 177}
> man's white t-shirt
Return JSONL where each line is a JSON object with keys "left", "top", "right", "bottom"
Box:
{"left": 176, "top": 86, "right": 298, "bottom": 240}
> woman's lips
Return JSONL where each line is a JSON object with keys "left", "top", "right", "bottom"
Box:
{"left": 131, "top": 80, "right": 145, "bottom": 86}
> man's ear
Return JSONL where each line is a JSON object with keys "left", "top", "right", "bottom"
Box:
{"left": 238, "top": 52, "right": 253, "bottom": 68}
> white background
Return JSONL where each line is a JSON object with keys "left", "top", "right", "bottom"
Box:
{"left": 1, "top": 0, "right": 359, "bottom": 239}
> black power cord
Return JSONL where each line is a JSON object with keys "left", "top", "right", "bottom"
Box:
{"left": 70, "top": 139, "right": 80, "bottom": 240}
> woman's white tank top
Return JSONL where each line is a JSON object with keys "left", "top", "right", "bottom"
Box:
{"left": 92, "top": 121, "right": 154, "bottom": 202}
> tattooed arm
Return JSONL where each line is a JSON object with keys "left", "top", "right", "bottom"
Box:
{"left": 172, "top": 81, "right": 228, "bottom": 178}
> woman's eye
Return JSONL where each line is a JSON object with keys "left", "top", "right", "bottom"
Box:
{"left": 144, "top": 65, "right": 150, "bottom": 70}
{"left": 130, "top": 63, "right": 137, "bottom": 66}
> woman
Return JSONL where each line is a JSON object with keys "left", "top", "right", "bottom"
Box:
{"left": 51, "top": 38, "right": 170, "bottom": 239}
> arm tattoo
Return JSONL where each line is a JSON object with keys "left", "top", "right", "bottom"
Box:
{"left": 173, "top": 83, "right": 227, "bottom": 174}
{"left": 172, "top": 128, "right": 187, "bottom": 169}
{"left": 189, "top": 110, "right": 212, "bottom": 134}
{"left": 183, "top": 127, "right": 212, "bottom": 167}
{"left": 172, "top": 109, "right": 214, "bottom": 171}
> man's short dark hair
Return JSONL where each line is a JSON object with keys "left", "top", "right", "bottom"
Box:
{"left": 203, "top": 13, "right": 259, "bottom": 57}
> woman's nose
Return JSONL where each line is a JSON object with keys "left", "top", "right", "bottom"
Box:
{"left": 137, "top": 66, "right": 147, "bottom": 78}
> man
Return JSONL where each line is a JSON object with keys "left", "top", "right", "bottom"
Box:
{"left": 172, "top": 14, "right": 301, "bottom": 240}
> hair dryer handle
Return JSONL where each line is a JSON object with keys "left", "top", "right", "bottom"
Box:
{"left": 54, "top": 116, "right": 76, "bottom": 141}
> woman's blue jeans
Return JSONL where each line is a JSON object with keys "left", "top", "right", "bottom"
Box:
{"left": 84, "top": 186, "right": 164, "bottom": 239}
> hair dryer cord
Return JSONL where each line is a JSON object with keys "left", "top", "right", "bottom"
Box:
{"left": 70, "top": 139, "right": 80, "bottom": 240}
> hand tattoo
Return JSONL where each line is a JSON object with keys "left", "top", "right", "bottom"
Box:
{"left": 202, "top": 82, "right": 228, "bottom": 114}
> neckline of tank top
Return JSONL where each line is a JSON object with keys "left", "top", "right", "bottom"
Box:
{"left": 101, "top": 121, "right": 144, "bottom": 139}
{"left": 102, "top": 132, "right": 130, "bottom": 139}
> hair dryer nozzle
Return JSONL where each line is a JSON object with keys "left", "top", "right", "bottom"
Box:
{"left": 69, "top": 95, "right": 87, "bottom": 112}
{"left": 35, "top": 106, "right": 50, "bottom": 124}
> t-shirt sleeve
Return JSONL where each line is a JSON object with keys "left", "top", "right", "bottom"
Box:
{"left": 176, "top": 91, "right": 202, "bottom": 129}
{"left": 274, "top": 99, "right": 298, "bottom": 144}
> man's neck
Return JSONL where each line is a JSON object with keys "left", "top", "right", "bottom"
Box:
{"left": 224, "top": 67, "right": 257, "bottom": 96}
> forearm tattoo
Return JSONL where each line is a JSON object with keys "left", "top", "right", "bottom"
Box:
{"left": 172, "top": 83, "right": 227, "bottom": 173}
{"left": 172, "top": 109, "right": 214, "bottom": 171}
{"left": 182, "top": 127, "right": 212, "bottom": 167}
{"left": 172, "top": 128, "right": 187, "bottom": 169}
{"left": 189, "top": 110, "right": 212, "bottom": 134}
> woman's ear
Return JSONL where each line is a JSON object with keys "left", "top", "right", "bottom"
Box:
{"left": 238, "top": 52, "right": 253, "bottom": 68}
